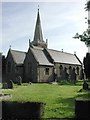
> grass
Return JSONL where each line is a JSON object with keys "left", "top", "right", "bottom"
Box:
{"left": 1, "top": 81, "right": 90, "bottom": 118}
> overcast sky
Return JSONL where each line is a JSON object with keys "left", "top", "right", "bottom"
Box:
{"left": 1, "top": 0, "right": 88, "bottom": 62}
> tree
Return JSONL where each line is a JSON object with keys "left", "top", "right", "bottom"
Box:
{"left": 73, "top": 1, "right": 90, "bottom": 46}
{"left": 73, "top": 1, "right": 90, "bottom": 81}
{"left": 73, "top": 32, "right": 90, "bottom": 46}
{"left": 83, "top": 53, "right": 90, "bottom": 81}
{"left": 85, "top": 0, "right": 90, "bottom": 11}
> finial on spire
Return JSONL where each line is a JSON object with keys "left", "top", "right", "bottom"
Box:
{"left": 9, "top": 45, "right": 11, "bottom": 49}
{"left": 74, "top": 51, "right": 76, "bottom": 55}
{"left": 46, "top": 39, "right": 48, "bottom": 44}
{"left": 38, "top": 5, "right": 39, "bottom": 12}
{"left": 29, "top": 39, "right": 31, "bottom": 47}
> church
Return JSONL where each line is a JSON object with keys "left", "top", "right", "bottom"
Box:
{"left": 5, "top": 9, "right": 83, "bottom": 83}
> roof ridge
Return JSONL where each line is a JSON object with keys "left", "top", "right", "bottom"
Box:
{"left": 48, "top": 48, "right": 74, "bottom": 56}
{"left": 32, "top": 46, "right": 43, "bottom": 50}
{"left": 10, "top": 49, "right": 26, "bottom": 53}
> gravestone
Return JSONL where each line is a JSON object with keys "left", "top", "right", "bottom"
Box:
{"left": 2, "top": 101, "right": 45, "bottom": 119}
{"left": 17, "top": 76, "right": 22, "bottom": 85}
{"left": 7, "top": 80, "right": 13, "bottom": 89}
{"left": 75, "top": 99, "right": 90, "bottom": 119}
{"left": 2, "top": 83, "right": 8, "bottom": 89}
{"left": 53, "top": 73, "right": 57, "bottom": 82}
{"left": 83, "top": 81, "right": 89, "bottom": 90}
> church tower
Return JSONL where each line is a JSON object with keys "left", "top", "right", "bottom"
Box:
{"left": 31, "top": 9, "right": 47, "bottom": 48}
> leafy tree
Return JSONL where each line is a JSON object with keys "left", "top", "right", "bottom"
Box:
{"left": 73, "top": 1, "right": 90, "bottom": 80}
{"left": 73, "top": 32, "right": 90, "bottom": 80}
{"left": 73, "top": 32, "right": 90, "bottom": 46}
{"left": 73, "top": 1, "right": 90, "bottom": 46}
{"left": 85, "top": 0, "right": 90, "bottom": 11}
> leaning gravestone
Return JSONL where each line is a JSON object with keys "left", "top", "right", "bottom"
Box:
{"left": 7, "top": 80, "right": 13, "bottom": 89}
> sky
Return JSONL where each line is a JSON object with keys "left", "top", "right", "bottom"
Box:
{"left": 1, "top": 0, "right": 88, "bottom": 62}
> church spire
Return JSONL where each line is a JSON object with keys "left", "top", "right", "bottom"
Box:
{"left": 34, "top": 8, "right": 43, "bottom": 42}
{"left": 31, "top": 8, "right": 47, "bottom": 48}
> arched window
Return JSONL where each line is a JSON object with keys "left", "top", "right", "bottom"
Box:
{"left": 77, "top": 67, "right": 79, "bottom": 75}
{"left": 64, "top": 67, "right": 67, "bottom": 72}
{"left": 69, "top": 66, "right": 72, "bottom": 74}
{"left": 60, "top": 65, "right": 63, "bottom": 69}
{"left": 45, "top": 68, "right": 49, "bottom": 75}
{"left": 73, "top": 68, "right": 75, "bottom": 73}
{"left": 64, "top": 67, "right": 68, "bottom": 80}
{"left": 59, "top": 65, "right": 63, "bottom": 75}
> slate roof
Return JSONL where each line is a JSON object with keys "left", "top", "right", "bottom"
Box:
{"left": 10, "top": 49, "right": 26, "bottom": 64}
{"left": 46, "top": 49, "right": 81, "bottom": 65}
{"left": 30, "top": 47, "right": 53, "bottom": 66}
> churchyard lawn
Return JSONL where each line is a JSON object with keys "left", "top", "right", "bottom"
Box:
{"left": 1, "top": 81, "right": 90, "bottom": 118}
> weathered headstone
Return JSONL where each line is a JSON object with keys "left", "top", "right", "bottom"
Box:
{"left": 2, "top": 83, "right": 8, "bottom": 89}
{"left": 53, "top": 73, "right": 57, "bottom": 82}
{"left": 75, "top": 99, "right": 90, "bottom": 119}
{"left": 7, "top": 80, "right": 13, "bottom": 89}
{"left": 2, "top": 101, "right": 46, "bottom": 119}
{"left": 17, "top": 76, "right": 22, "bottom": 85}
{"left": 83, "top": 81, "right": 89, "bottom": 90}
{"left": 29, "top": 81, "right": 32, "bottom": 85}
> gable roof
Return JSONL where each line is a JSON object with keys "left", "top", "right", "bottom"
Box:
{"left": 30, "top": 47, "right": 53, "bottom": 66}
{"left": 46, "top": 49, "right": 82, "bottom": 65}
{"left": 10, "top": 49, "right": 26, "bottom": 64}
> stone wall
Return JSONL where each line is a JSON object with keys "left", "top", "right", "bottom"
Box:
{"left": 54, "top": 63, "right": 82, "bottom": 82}
{"left": 6, "top": 51, "right": 24, "bottom": 83}
{"left": 6, "top": 51, "right": 16, "bottom": 82}
{"left": 38, "top": 66, "right": 53, "bottom": 82}
{"left": 24, "top": 48, "right": 38, "bottom": 83}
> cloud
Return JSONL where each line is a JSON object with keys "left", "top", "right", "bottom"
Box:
{"left": 2, "top": 1, "right": 88, "bottom": 62}
{"left": 2, "top": 0, "right": 86, "bottom": 3}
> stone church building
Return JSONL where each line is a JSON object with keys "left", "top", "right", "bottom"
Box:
{"left": 5, "top": 9, "right": 83, "bottom": 83}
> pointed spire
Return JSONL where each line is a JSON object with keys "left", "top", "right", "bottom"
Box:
{"left": 33, "top": 7, "right": 43, "bottom": 43}
{"left": 31, "top": 8, "right": 47, "bottom": 48}
{"left": 29, "top": 39, "right": 31, "bottom": 47}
